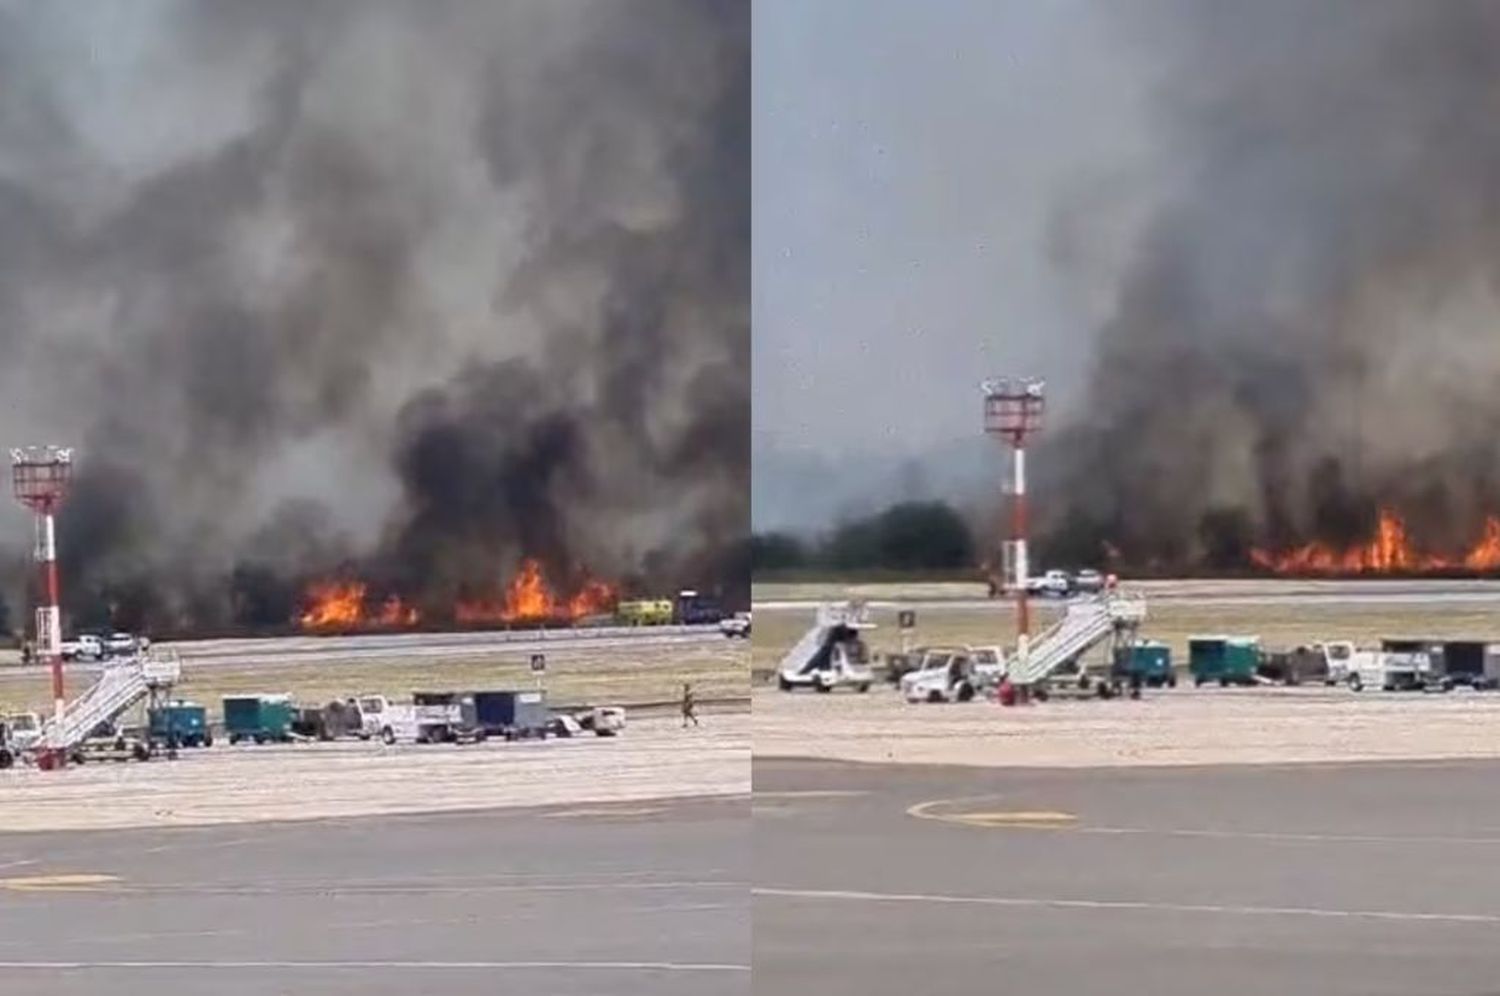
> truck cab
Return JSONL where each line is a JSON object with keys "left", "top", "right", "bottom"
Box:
{"left": 5, "top": 712, "right": 41, "bottom": 752}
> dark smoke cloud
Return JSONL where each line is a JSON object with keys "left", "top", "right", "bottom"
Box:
{"left": 0, "top": 0, "right": 747, "bottom": 630}
{"left": 1041, "top": 0, "right": 1500, "bottom": 569}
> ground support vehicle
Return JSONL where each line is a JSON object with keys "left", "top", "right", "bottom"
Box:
{"left": 463, "top": 690, "right": 551, "bottom": 740}
{"left": 719, "top": 612, "right": 751, "bottom": 638}
{"left": 1112, "top": 641, "right": 1175, "bottom": 688}
{"left": 777, "top": 602, "right": 876, "bottom": 693}
{"left": 223, "top": 695, "right": 295, "bottom": 744}
{"left": 900, "top": 646, "right": 1006, "bottom": 703}
{"left": 355, "top": 694, "right": 476, "bottom": 745}
{"left": 1189, "top": 636, "right": 1261, "bottom": 687}
{"left": 147, "top": 701, "right": 212, "bottom": 748}
{"left": 575, "top": 706, "right": 626, "bottom": 736}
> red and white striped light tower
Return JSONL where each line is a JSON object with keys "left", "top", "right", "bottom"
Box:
{"left": 983, "top": 378, "right": 1044, "bottom": 674}
{"left": 11, "top": 446, "right": 73, "bottom": 768}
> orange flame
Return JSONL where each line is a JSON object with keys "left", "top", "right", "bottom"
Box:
{"left": 455, "top": 558, "right": 617, "bottom": 624}
{"left": 299, "top": 581, "right": 367, "bottom": 629}
{"left": 1250, "top": 508, "right": 1500, "bottom": 574}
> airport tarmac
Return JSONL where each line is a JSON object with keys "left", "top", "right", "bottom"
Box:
{"left": 755, "top": 758, "right": 1500, "bottom": 995}
{"left": 0, "top": 795, "right": 749, "bottom": 996}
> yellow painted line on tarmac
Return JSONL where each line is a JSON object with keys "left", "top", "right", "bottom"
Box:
{"left": 0, "top": 874, "right": 119, "bottom": 892}
{"left": 907, "top": 796, "right": 1077, "bottom": 830}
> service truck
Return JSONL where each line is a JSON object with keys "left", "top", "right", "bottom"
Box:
{"left": 356, "top": 693, "right": 472, "bottom": 745}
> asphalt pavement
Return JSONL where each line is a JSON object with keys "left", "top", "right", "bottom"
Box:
{"left": 0, "top": 795, "right": 749, "bottom": 996}
{"left": 755, "top": 757, "right": 1500, "bottom": 995}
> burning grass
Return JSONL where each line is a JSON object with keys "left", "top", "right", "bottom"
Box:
{"left": 297, "top": 558, "right": 618, "bottom": 633}
{"left": 1250, "top": 508, "right": 1500, "bottom": 574}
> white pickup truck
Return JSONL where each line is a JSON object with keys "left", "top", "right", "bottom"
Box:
{"left": 1025, "top": 570, "right": 1072, "bottom": 598}
{"left": 60, "top": 635, "right": 103, "bottom": 662}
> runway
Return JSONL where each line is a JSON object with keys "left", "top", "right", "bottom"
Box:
{"left": 4, "top": 626, "right": 722, "bottom": 676}
{"left": 755, "top": 758, "right": 1500, "bottom": 995}
{"left": 0, "top": 795, "right": 748, "bottom": 996}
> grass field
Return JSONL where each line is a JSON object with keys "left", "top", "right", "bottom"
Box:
{"left": 0, "top": 640, "right": 749, "bottom": 718}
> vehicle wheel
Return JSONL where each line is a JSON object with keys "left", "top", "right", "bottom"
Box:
{"left": 1194, "top": 676, "right": 1205, "bottom": 687}
{"left": 132, "top": 744, "right": 149, "bottom": 762}
{"left": 956, "top": 682, "right": 975, "bottom": 703}
{"left": 0, "top": 749, "right": 13, "bottom": 770}
{"left": 253, "top": 735, "right": 266, "bottom": 745}
{"left": 380, "top": 727, "right": 395, "bottom": 746}
{"left": 228, "top": 734, "right": 240, "bottom": 745}
{"left": 1097, "top": 683, "right": 1114, "bottom": 700}
{"left": 203, "top": 732, "right": 213, "bottom": 748}
{"left": 777, "top": 675, "right": 793, "bottom": 692}
{"left": 474, "top": 729, "right": 488, "bottom": 743}
{"left": 814, "top": 681, "right": 832, "bottom": 693}
{"left": 927, "top": 690, "right": 944, "bottom": 704}
{"left": 1167, "top": 675, "right": 1178, "bottom": 688}
{"left": 1033, "top": 686, "right": 1050, "bottom": 702}
{"left": 1219, "top": 677, "right": 1229, "bottom": 688}
{"left": 1347, "top": 674, "right": 1363, "bottom": 692}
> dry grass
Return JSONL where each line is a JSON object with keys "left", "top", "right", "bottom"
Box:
{"left": 0, "top": 640, "right": 749, "bottom": 718}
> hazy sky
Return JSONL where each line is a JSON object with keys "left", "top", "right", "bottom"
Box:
{"left": 753, "top": 0, "right": 1162, "bottom": 528}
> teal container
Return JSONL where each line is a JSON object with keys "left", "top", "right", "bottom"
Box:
{"left": 1114, "top": 641, "right": 1175, "bottom": 687}
{"left": 1189, "top": 636, "right": 1260, "bottom": 686}
{"left": 222, "top": 695, "right": 294, "bottom": 744}
{"left": 148, "top": 701, "right": 211, "bottom": 747}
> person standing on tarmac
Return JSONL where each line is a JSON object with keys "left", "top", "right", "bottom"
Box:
{"left": 681, "top": 681, "right": 699, "bottom": 728}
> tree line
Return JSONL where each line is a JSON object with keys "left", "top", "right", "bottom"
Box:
{"left": 752, "top": 501, "right": 977, "bottom": 573}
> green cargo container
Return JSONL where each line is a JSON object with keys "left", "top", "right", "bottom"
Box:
{"left": 1189, "top": 636, "right": 1261, "bottom": 687}
{"left": 223, "top": 695, "right": 294, "bottom": 744}
{"left": 1113, "top": 641, "right": 1176, "bottom": 687}
{"left": 148, "top": 701, "right": 211, "bottom": 748}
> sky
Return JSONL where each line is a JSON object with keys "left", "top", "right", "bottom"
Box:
{"left": 752, "top": 0, "right": 1161, "bottom": 531}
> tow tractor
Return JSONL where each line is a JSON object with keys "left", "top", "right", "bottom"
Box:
{"left": 777, "top": 602, "right": 876, "bottom": 692}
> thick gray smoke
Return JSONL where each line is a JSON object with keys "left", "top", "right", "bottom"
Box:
{"left": 0, "top": 0, "right": 747, "bottom": 630}
{"left": 1042, "top": 0, "right": 1500, "bottom": 571}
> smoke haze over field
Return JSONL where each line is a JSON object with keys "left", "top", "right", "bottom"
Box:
{"left": 758, "top": 0, "right": 1500, "bottom": 575}
{"left": 0, "top": 0, "right": 748, "bottom": 629}
{"left": 1050, "top": 0, "right": 1500, "bottom": 570}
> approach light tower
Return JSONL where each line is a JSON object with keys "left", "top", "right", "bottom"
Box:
{"left": 12, "top": 446, "right": 73, "bottom": 764}
{"left": 983, "top": 378, "right": 1044, "bottom": 669}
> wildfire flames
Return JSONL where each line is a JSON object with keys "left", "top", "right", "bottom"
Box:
{"left": 297, "top": 558, "right": 616, "bottom": 631}
{"left": 1250, "top": 508, "right": 1500, "bottom": 574}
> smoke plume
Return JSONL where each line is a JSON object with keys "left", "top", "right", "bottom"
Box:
{"left": 1043, "top": 0, "right": 1500, "bottom": 571}
{"left": 0, "top": 0, "right": 748, "bottom": 630}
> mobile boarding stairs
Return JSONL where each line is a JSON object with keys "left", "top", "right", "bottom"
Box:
{"left": 1005, "top": 591, "right": 1147, "bottom": 688}
{"left": 35, "top": 650, "right": 181, "bottom": 757}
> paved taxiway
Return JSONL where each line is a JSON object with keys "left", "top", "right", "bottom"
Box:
{"left": 756, "top": 758, "right": 1500, "bottom": 995}
{"left": 0, "top": 795, "right": 748, "bottom": 996}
